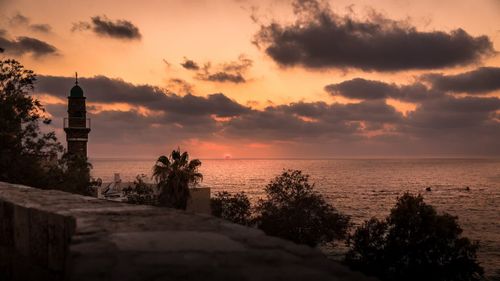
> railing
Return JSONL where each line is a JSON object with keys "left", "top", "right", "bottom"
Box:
{"left": 63, "top": 117, "right": 91, "bottom": 129}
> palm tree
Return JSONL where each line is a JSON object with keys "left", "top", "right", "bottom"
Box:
{"left": 152, "top": 148, "right": 202, "bottom": 209}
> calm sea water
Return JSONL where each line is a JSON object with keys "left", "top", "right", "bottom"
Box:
{"left": 91, "top": 158, "right": 500, "bottom": 278}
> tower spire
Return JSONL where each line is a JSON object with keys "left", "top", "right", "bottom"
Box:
{"left": 75, "top": 72, "right": 78, "bottom": 85}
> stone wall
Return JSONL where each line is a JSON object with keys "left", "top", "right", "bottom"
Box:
{"left": 186, "top": 187, "right": 211, "bottom": 214}
{"left": 0, "top": 182, "right": 376, "bottom": 281}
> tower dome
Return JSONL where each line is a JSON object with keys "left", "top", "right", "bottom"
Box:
{"left": 70, "top": 84, "right": 84, "bottom": 97}
{"left": 69, "top": 72, "right": 84, "bottom": 98}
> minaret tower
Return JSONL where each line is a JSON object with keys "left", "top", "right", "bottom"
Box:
{"left": 64, "top": 73, "right": 91, "bottom": 159}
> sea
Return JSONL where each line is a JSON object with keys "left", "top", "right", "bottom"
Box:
{"left": 91, "top": 158, "right": 500, "bottom": 279}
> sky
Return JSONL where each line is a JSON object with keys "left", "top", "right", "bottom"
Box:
{"left": 1, "top": 0, "right": 500, "bottom": 158}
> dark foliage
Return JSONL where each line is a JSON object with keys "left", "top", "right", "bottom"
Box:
{"left": 123, "top": 174, "right": 157, "bottom": 205}
{"left": 0, "top": 59, "right": 62, "bottom": 188}
{"left": 345, "top": 193, "right": 484, "bottom": 281}
{"left": 0, "top": 59, "right": 94, "bottom": 194}
{"left": 152, "top": 149, "right": 202, "bottom": 209}
{"left": 255, "top": 169, "right": 350, "bottom": 247}
{"left": 211, "top": 191, "right": 252, "bottom": 225}
{"left": 47, "top": 153, "right": 93, "bottom": 195}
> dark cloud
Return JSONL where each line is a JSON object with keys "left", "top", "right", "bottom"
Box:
{"left": 327, "top": 66, "right": 500, "bottom": 103}
{"left": 0, "top": 34, "right": 57, "bottom": 57}
{"left": 329, "top": 100, "right": 403, "bottom": 124}
{"left": 44, "top": 103, "right": 218, "bottom": 146}
{"left": 36, "top": 74, "right": 500, "bottom": 156}
{"left": 326, "top": 78, "right": 397, "bottom": 100}
{"left": 253, "top": 0, "right": 495, "bottom": 71}
{"left": 36, "top": 75, "right": 250, "bottom": 148}
{"left": 72, "top": 16, "right": 141, "bottom": 40}
{"left": 16, "top": 36, "right": 56, "bottom": 56}
{"left": 278, "top": 101, "right": 328, "bottom": 118}
{"left": 224, "top": 99, "right": 403, "bottom": 140}
{"left": 403, "top": 95, "right": 500, "bottom": 149}
{"left": 8, "top": 13, "right": 52, "bottom": 33}
{"left": 423, "top": 67, "right": 500, "bottom": 94}
{"left": 195, "top": 55, "right": 253, "bottom": 84}
{"left": 180, "top": 58, "right": 200, "bottom": 70}
{"left": 203, "top": 72, "right": 246, "bottom": 83}
{"left": 36, "top": 75, "right": 248, "bottom": 118}
{"left": 325, "top": 78, "right": 442, "bottom": 102}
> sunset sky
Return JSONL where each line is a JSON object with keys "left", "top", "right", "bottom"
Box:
{"left": 1, "top": 0, "right": 500, "bottom": 158}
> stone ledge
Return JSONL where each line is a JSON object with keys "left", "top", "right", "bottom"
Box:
{"left": 0, "top": 181, "right": 376, "bottom": 281}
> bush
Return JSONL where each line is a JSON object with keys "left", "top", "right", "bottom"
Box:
{"left": 211, "top": 191, "right": 252, "bottom": 225}
{"left": 255, "top": 169, "right": 350, "bottom": 247}
{"left": 345, "top": 193, "right": 483, "bottom": 281}
{"left": 123, "top": 174, "right": 157, "bottom": 205}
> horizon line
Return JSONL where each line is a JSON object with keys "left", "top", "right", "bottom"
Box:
{"left": 88, "top": 156, "right": 500, "bottom": 161}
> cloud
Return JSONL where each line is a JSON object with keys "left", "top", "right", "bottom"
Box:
{"left": 402, "top": 96, "right": 500, "bottom": 152}
{"left": 8, "top": 13, "right": 52, "bottom": 33}
{"left": 203, "top": 72, "right": 246, "bottom": 83}
{"left": 35, "top": 74, "right": 500, "bottom": 156}
{"left": 0, "top": 34, "right": 57, "bottom": 57}
{"left": 224, "top": 99, "right": 403, "bottom": 140}
{"left": 253, "top": 0, "right": 495, "bottom": 71}
{"left": 30, "top": 24, "right": 52, "bottom": 33}
{"left": 195, "top": 55, "right": 253, "bottom": 83}
{"left": 328, "top": 66, "right": 500, "bottom": 103}
{"left": 325, "top": 78, "right": 443, "bottom": 102}
{"left": 9, "top": 13, "right": 29, "bottom": 25}
{"left": 44, "top": 103, "right": 218, "bottom": 146}
{"left": 72, "top": 15, "right": 142, "bottom": 40}
{"left": 35, "top": 75, "right": 249, "bottom": 118}
{"left": 180, "top": 58, "right": 200, "bottom": 70}
{"left": 326, "top": 78, "right": 398, "bottom": 100}
{"left": 167, "top": 78, "right": 194, "bottom": 94}
{"left": 423, "top": 67, "right": 500, "bottom": 94}
{"left": 36, "top": 75, "right": 249, "bottom": 149}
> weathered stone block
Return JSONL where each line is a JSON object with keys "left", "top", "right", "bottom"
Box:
{"left": 13, "top": 205, "right": 30, "bottom": 256}
{"left": 0, "top": 246, "right": 12, "bottom": 279}
{"left": 29, "top": 208, "right": 49, "bottom": 267}
{"left": 1, "top": 201, "right": 14, "bottom": 247}
{"left": 48, "top": 213, "right": 70, "bottom": 271}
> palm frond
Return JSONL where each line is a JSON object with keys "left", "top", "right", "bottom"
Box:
{"left": 171, "top": 149, "right": 181, "bottom": 161}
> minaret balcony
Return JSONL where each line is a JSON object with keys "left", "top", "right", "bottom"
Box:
{"left": 64, "top": 117, "right": 91, "bottom": 130}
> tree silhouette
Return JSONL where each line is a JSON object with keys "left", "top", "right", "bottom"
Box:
{"left": 152, "top": 149, "right": 202, "bottom": 209}
{"left": 0, "top": 59, "right": 63, "bottom": 188}
{"left": 345, "top": 193, "right": 483, "bottom": 281}
{"left": 255, "top": 170, "right": 350, "bottom": 247}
